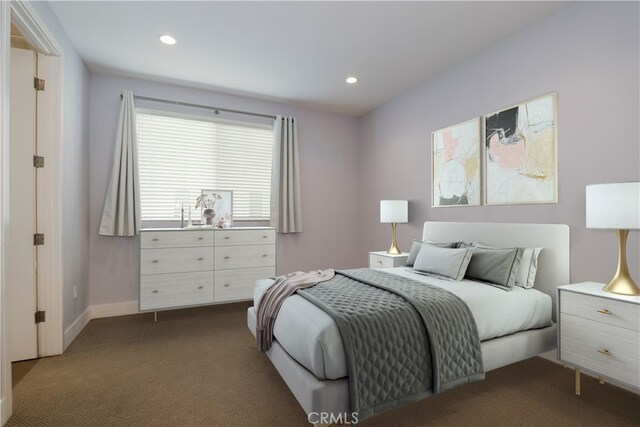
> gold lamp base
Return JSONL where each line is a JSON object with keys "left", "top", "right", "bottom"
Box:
{"left": 603, "top": 229, "right": 640, "bottom": 296}
{"left": 387, "top": 223, "right": 401, "bottom": 255}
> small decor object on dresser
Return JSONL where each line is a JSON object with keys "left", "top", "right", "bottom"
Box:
{"left": 196, "top": 189, "right": 233, "bottom": 228}
{"left": 432, "top": 117, "right": 481, "bottom": 207}
{"left": 558, "top": 282, "right": 640, "bottom": 395}
{"left": 484, "top": 92, "right": 557, "bottom": 205}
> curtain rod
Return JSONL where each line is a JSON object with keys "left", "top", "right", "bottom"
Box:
{"left": 120, "top": 94, "right": 277, "bottom": 120}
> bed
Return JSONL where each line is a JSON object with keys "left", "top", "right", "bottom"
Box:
{"left": 247, "top": 221, "right": 570, "bottom": 422}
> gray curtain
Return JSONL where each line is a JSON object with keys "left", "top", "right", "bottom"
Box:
{"left": 99, "top": 90, "right": 141, "bottom": 236}
{"left": 270, "top": 116, "right": 302, "bottom": 233}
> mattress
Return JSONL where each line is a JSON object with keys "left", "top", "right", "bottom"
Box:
{"left": 254, "top": 267, "right": 552, "bottom": 381}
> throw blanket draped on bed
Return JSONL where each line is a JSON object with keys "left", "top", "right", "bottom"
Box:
{"left": 256, "top": 269, "right": 335, "bottom": 351}
{"left": 296, "top": 268, "right": 484, "bottom": 421}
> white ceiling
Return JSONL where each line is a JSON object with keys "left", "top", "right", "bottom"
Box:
{"left": 50, "top": 1, "right": 568, "bottom": 116}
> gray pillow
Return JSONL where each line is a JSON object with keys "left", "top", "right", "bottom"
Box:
{"left": 413, "top": 245, "right": 474, "bottom": 281}
{"left": 461, "top": 244, "right": 524, "bottom": 289}
{"left": 473, "top": 242, "right": 542, "bottom": 289}
{"left": 406, "top": 240, "right": 459, "bottom": 267}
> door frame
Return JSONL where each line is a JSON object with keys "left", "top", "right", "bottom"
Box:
{"left": 1, "top": 1, "right": 63, "bottom": 423}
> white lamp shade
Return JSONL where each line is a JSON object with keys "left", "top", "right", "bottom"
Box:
{"left": 380, "top": 200, "right": 408, "bottom": 223}
{"left": 586, "top": 182, "right": 640, "bottom": 230}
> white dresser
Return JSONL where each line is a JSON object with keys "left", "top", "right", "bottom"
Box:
{"left": 557, "top": 282, "right": 640, "bottom": 394}
{"left": 140, "top": 227, "right": 276, "bottom": 311}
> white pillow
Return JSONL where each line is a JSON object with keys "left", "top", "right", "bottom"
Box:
{"left": 473, "top": 242, "right": 542, "bottom": 289}
{"left": 413, "top": 245, "right": 474, "bottom": 281}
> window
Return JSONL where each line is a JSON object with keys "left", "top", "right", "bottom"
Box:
{"left": 136, "top": 110, "right": 273, "bottom": 221}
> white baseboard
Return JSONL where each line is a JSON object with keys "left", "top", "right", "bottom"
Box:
{"left": 63, "top": 306, "right": 91, "bottom": 351}
{"left": 61, "top": 301, "right": 139, "bottom": 350}
{"left": 539, "top": 350, "right": 557, "bottom": 363}
{"left": 1, "top": 396, "right": 12, "bottom": 426}
{"left": 90, "top": 301, "right": 139, "bottom": 319}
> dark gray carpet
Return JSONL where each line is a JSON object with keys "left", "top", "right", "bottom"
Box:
{"left": 7, "top": 302, "right": 640, "bottom": 426}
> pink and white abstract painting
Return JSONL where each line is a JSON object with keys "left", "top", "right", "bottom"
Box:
{"left": 484, "top": 93, "right": 557, "bottom": 205}
{"left": 432, "top": 118, "right": 481, "bottom": 207}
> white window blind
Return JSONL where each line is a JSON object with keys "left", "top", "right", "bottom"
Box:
{"left": 136, "top": 110, "right": 273, "bottom": 221}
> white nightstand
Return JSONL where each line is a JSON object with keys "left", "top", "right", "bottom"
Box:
{"left": 369, "top": 251, "right": 409, "bottom": 269}
{"left": 557, "top": 282, "right": 640, "bottom": 395}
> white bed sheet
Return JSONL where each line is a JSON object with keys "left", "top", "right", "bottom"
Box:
{"left": 254, "top": 267, "right": 552, "bottom": 380}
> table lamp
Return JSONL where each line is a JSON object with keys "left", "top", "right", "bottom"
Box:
{"left": 380, "top": 200, "right": 408, "bottom": 255}
{"left": 586, "top": 182, "right": 640, "bottom": 295}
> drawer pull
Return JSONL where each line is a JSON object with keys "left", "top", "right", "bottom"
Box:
{"left": 152, "top": 260, "right": 159, "bottom": 263}
{"left": 197, "top": 237, "right": 204, "bottom": 241}
{"left": 198, "top": 286, "right": 204, "bottom": 290}
{"left": 152, "top": 238, "right": 159, "bottom": 242}
{"left": 597, "top": 349, "right": 611, "bottom": 356}
{"left": 224, "top": 256, "right": 230, "bottom": 260}
{"left": 597, "top": 309, "right": 611, "bottom": 315}
{"left": 152, "top": 290, "right": 159, "bottom": 294}
{"left": 262, "top": 235, "right": 268, "bottom": 238}
{"left": 224, "top": 284, "right": 230, "bottom": 287}
{"left": 197, "top": 257, "right": 204, "bottom": 261}
{"left": 224, "top": 236, "right": 230, "bottom": 240}
{"left": 377, "top": 260, "right": 383, "bottom": 264}
{"left": 262, "top": 254, "right": 268, "bottom": 258}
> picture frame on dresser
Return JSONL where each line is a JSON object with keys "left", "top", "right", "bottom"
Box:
{"left": 198, "top": 189, "right": 233, "bottom": 228}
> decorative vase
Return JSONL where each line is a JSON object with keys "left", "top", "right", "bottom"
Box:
{"left": 203, "top": 208, "right": 215, "bottom": 225}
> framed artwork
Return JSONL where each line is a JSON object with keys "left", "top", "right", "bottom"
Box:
{"left": 197, "top": 189, "right": 233, "bottom": 228}
{"left": 484, "top": 92, "right": 557, "bottom": 205}
{"left": 432, "top": 117, "right": 481, "bottom": 207}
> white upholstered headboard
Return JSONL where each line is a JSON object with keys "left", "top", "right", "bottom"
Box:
{"left": 422, "top": 221, "right": 570, "bottom": 321}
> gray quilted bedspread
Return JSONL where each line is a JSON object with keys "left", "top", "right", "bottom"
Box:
{"left": 296, "top": 268, "right": 484, "bottom": 420}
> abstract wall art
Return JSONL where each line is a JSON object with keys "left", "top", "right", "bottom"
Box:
{"left": 484, "top": 93, "right": 557, "bottom": 205}
{"left": 432, "top": 117, "right": 481, "bottom": 207}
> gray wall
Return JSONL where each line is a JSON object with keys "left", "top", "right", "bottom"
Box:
{"left": 30, "top": 2, "right": 91, "bottom": 330}
{"left": 358, "top": 2, "right": 640, "bottom": 284}
{"left": 88, "top": 2, "right": 639, "bottom": 308}
{"left": 89, "top": 74, "right": 361, "bottom": 306}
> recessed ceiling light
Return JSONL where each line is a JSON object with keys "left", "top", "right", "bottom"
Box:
{"left": 346, "top": 76, "right": 359, "bottom": 84}
{"left": 159, "top": 34, "right": 177, "bottom": 45}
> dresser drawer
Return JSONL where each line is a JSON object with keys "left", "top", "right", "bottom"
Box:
{"left": 561, "top": 290, "right": 640, "bottom": 332}
{"left": 215, "top": 229, "right": 276, "bottom": 246}
{"left": 215, "top": 266, "right": 275, "bottom": 302}
{"left": 560, "top": 313, "right": 640, "bottom": 388}
{"left": 215, "top": 244, "right": 276, "bottom": 270}
{"left": 140, "top": 271, "right": 214, "bottom": 311}
{"left": 369, "top": 254, "right": 396, "bottom": 268}
{"left": 141, "top": 230, "right": 213, "bottom": 249}
{"left": 141, "top": 247, "right": 213, "bottom": 275}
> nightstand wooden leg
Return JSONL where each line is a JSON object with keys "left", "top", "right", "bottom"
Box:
{"left": 575, "top": 368, "right": 581, "bottom": 396}
{"left": 598, "top": 376, "right": 605, "bottom": 385}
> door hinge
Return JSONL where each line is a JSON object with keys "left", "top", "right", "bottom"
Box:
{"left": 33, "top": 233, "right": 45, "bottom": 246}
{"left": 34, "top": 77, "right": 45, "bottom": 91}
{"left": 35, "top": 311, "right": 46, "bottom": 324}
{"left": 33, "top": 155, "right": 45, "bottom": 168}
